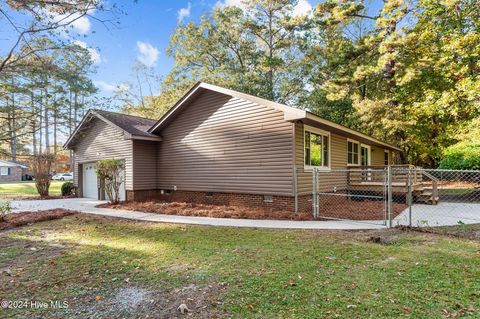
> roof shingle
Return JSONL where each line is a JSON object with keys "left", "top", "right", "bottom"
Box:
{"left": 94, "top": 110, "right": 158, "bottom": 138}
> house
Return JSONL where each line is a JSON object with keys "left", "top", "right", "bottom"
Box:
{"left": 0, "top": 160, "right": 28, "bottom": 182}
{"left": 64, "top": 82, "right": 401, "bottom": 212}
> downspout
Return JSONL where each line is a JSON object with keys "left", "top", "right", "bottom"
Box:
{"left": 291, "top": 121, "right": 298, "bottom": 213}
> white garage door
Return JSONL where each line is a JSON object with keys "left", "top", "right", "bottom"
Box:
{"left": 83, "top": 162, "right": 98, "bottom": 199}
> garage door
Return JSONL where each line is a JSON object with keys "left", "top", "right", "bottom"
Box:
{"left": 83, "top": 162, "right": 98, "bottom": 199}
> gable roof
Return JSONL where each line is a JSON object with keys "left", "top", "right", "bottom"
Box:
{"left": 94, "top": 110, "right": 158, "bottom": 137}
{"left": 64, "top": 109, "right": 161, "bottom": 149}
{"left": 0, "top": 160, "right": 27, "bottom": 168}
{"left": 148, "top": 82, "right": 401, "bottom": 152}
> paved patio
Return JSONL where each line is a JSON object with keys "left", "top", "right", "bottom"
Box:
{"left": 10, "top": 198, "right": 386, "bottom": 230}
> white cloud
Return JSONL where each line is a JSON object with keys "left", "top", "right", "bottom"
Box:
{"left": 136, "top": 41, "right": 159, "bottom": 67}
{"left": 74, "top": 40, "right": 101, "bottom": 64}
{"left": 118, "top": 83, "right": 130, "bottom": 92}
{"left": 40, "top": 8, "right": 94, "bottom": 35}
{"left": 177, "top": 2, "right": 192, "bottom": 23}
{"left": 215, "top": 0, "right": 312, "bottom": 17}
{"left": 214, "top": 0, "right": 247, "bottom": 10}
{"left": 94, "top": 80, "right": 117, "bottom": 92}
{"left": 292, "top": 0, "right": 312, "bottom": 17}
{"left": 71, "top": 15, "right": 91, "bottom": 34}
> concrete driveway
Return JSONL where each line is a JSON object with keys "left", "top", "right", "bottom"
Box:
{"left": 394, "top": 202, "right": 480, "bottom": 227}
{"left": 10, "top": 198, "right": 387, "bottom": 230}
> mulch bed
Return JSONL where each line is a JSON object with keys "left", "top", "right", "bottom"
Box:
{"left": 0, "top": 209, "right": 77, "bottom": 231}
{"left": 98, "top": 201, "right": 313, "bottom": 221}
{"left": 318, "top": 195, "right": 408, "bottom": 220}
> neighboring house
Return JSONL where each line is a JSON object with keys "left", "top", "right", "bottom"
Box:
{"left": 0, "top": 160, "right": 27, "bottom": 182}
{"left": 64, "top": 82, "right": 400, "bottom": 212}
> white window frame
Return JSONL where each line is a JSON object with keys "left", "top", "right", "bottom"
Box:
{"left": 360, "top": 144, "right": 371, "bottom": 166}
{"left": 347, "top": 139, "right": 361, "bottom": 166}
{"left": 384, "top": 150, "right": 390, "bottom": 165}
{"left": 304, "top": 125, "right": 331, "bottom": 171}
{"left": 0, "top": 167, "right": 9, "bottom": 176}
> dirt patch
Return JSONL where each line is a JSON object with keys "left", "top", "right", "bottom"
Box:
{"left": 68, "top": 283, "right": 226, "bottom": 319}
{"left": 98, "top": 201, "right": 313, "bottom": 220}
{"left": 0, "top": 209, "right": 77, "bottom": 231}
{"left": 397, "top": 224, "right": 480, "bottom": 240}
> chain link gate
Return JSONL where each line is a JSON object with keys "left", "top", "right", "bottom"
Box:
{"left": 311, "top": 167, "right": 480, "bottom": 228}
{"left": 311, "top": 167, "right": 391, "bottom": 226}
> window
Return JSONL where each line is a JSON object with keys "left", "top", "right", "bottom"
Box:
{"left": 347, "top": 140, "right": 360, "bottom": 165}
{"left": 361, "top": 145, "right": 370, "bottom": 166}
{"left": 304, "top": 128, "right": 329, "bottom": 168}
{"left": 384, "top": 150, "right": 389, "bottom": 165}
{"left": 0, "top": 167, "right": 9, "bottom": 176}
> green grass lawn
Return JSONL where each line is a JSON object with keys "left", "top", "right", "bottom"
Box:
{"left": 0, "top": 215, "right": 479, "bottom": 318}
{"left": 0, "top": 180, "right": 64, "bottom": 197}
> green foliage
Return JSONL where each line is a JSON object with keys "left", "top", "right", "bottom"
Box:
{"left": 439, "top": 119, "right": 480, "bottom": 170}
{"left": 0, "top": 200, "right": 11, "bottom": 221}
{"left": 95, "top": 159, "right": 125, "bottom": 204}
{"left": 61, "top": 181, "right": 75, "bottom": 196}
{"left": 439, "top": 142, "right": 480, "bottom": 170}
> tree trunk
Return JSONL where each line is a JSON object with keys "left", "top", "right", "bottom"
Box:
{"left": 69, "top": 89, "right": 74, "bottom": 172}
{"left": 267, "top": 9, "right": 274, "bottom": 101}
{"left": 31, "top": 92, "right": 37, "bottom": 155}
{"left": 38, "top": 90, "right": 43, "bottom": 154}
{"left": 9, "top": 78, "right": 17, "bottom": 161}
{"left": 44, "top": 88, "right": 50, "bottom": 154}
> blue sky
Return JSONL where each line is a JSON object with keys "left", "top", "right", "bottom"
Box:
{"left": 61, "top": 0, "right": 312, "bottom": 98}
{"left": 1, "top": 0, "right": 384, "bottom": 100}
{"left": 48, "top": 0, "right": 317, "bottom": 99}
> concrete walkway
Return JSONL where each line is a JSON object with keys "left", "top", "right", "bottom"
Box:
{"left": 10, "top": 198, "right": 386, "bottom": 230}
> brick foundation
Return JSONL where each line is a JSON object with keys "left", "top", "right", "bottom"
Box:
{"left": 126, "top": 189, "right": 313, "bottom": 213}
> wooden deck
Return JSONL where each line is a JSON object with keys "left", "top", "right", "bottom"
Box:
{"left": 345, "top": 165, "right": 439, "bottom": 204}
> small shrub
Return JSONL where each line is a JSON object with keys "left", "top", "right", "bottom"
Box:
{"left": 61, "top": 181, "right": 75, "bottom": 196}
{"left": 95, "top": 159, "right": 125, "bottom": 204}
{"left": 0, "top": 200, "right": 12, "bottom": 222}
{"left": 29, "top": 154, "right": 55, "bottom": 197}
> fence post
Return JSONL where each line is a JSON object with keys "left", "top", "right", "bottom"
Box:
{"left": 387, "top": 166, "right": 393, "bottom": 228}
{"left": 312, "top": 168, "right": 318, "bottom": 219}
{"left": 408, "top": 169, "right": 412, "bottom": 227}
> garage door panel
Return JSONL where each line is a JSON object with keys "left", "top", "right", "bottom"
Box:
{"left": 83, "top": 162, "right": 98, "bottom": 199}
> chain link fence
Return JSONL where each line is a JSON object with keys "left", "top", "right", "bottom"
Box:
{"left": 309, "top": 167, "right": 480, "bottom": 227}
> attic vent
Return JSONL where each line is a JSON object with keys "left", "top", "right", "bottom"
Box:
{"left": 263, "top": 195, "right": 273, "bottom": 203}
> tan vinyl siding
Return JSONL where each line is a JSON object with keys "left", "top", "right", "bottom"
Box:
{"left": 157, "top": 91, "right": 294, "bottom": 196}
{"left": 295, "top": 122, "right": 347, "bottom": 194}
{"left": 73, "top": 118, "right": 133, "bottom": 190}
{"left": 372, "top": 148, "right": 387, "bottom": 166}
{"left": 132, "top": 140, "right": 159, "bottom": 190}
